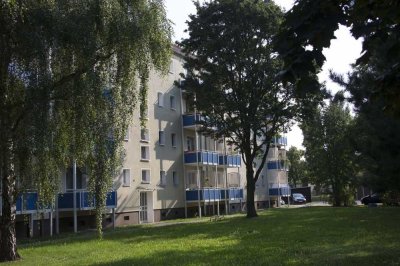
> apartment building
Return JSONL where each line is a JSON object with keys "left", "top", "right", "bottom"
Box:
{"left": 5, "top": 46, "right": 288, "bottom": 238}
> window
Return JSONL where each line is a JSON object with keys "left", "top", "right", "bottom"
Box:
{"left": 187, "top": 171, "right": 197, "bottom": 188}
{"left": 160, "top": 171, "right": 166, "bottom": 186}
{"left": 169, "top": 59, "right": 174, "bottom": 73}
{"left": 124, "top": 127, "right": 130, "bottom": 141}
{"left": 186, "top": 136, "right": 195, "bottom": 151}
{"left": 261, "top": 175, "right": 265, "bottom": 186}
{"left": 141, "top": 169, "right": 150, "bottom": 183}
{"left": 171, "top": 133, "right": 176, "bottom": 147}
{"left": 141, "top": 128, "right": 149, "bottom": 142}
{"left": 157, "top": 92, "right": 164, "bottom": 107}
{"left": 66, "top": 167, "right": 87, "bottom": 191}
{"left": 159, "top": 131, "right": 165, "bottom": 146}
{"left": 122, "top": 169, "right": 131, "bottom": 187}
{"left": 172, "top": 171, "right": 178, "bottom": 186}
{"left": 141, "top": 146, "right": 149, "bottom": 161}
{"left": 170, "top": 95, "right": 176, "bottom": 110}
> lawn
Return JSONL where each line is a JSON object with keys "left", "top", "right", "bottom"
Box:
{"left": 7, "top": 207, "right": 400, "bottom": 265}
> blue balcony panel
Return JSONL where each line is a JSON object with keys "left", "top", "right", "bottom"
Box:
{"left": 268, "top": 187, "right": 291, "bottom": 196}
{"left": 184, "top": 151, "right": 219, "bottom": 165}
{"left": 267, "top": 160, "right": 288, "bottom": 171}
{"left": 271, "top": 137, "right": 287, "bottom": 146}
{"left": 218, "top": 155, "right": 242, "bottom": 167}
{"left": 186, "top": 188, "right": 243, "bottom": 201}
{"left": 182, "top": 114, "right": 204, "bottom": 127}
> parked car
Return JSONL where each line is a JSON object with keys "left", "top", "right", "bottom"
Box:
{"left": 292, "top": 193, "right": 307, "bottom": 204}
{"left": 361, "top": 193, "right": 382, "bottom": 205}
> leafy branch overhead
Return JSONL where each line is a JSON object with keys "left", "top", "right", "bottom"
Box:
{"left": 276, "top": 0, "right": 400, "bottom": 116}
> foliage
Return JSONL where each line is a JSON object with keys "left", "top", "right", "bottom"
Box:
{"left": 301, "top": 101, "right": 358, "bottom": 206}
{"left": 178, "top": 0, "right": 297, "bottom": 217}
{"left": 287, "top": 146, "right": 309, "bottom": 187}
{"left": 0, "top": 0, "right": 171, "bottom": 261}
{"left": 336, "top": 63, "right": 400, "bottom": 194}
{"left": 276, "top": 0, "right": 400, "bottom": 117}
{"left": 6, "top": 208, "right": 400, "bottom": 265}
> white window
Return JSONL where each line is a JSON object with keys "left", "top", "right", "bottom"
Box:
{"left": 186, "top": 136, "right": 195, "bottom": 151}
{"left": 187, "top": 171, "right": 197, "bottom": 188}
{"left": 159, "top": 131, "right": 165, "bottom": 146}
{"left": 122, "top": 169, "right": 131, "bottom": 187}
{"left": 141, "top": 146, "right": 149, "bottom": 161}
{"left": 157, "top": 92, "right": 164, "bottom": 107}
{"left": 141, "top": 128, "right": 149, "bottom": 142}
{"left": 141, "top": 169, "right": 150, "bottom": 183}
{"left": 172, "top": 171, "right": 178, "bottom": 186}
{"left": 124, "top": 127, "right": 130, "bottom": 141}
{"left": 160, "top": 171, "right": 166, "bottom": 186}
{"left": 170, "top": 95, "right": 176, "bottom": 110}
{"left": 169, "top": 59, "right": 174, "bottom": 73}
{"left": 171, "top": 133, "right": 176, "bottom": 147}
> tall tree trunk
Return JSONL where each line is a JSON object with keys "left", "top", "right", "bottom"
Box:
{"left": 0, "top": 146, "right": 20, "bottom": 262}
{"left": 246, "top": 167, "right": 257, "bottom": 218}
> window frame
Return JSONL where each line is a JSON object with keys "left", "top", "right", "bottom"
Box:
{"left": 141, "top": 168, "right": 151, "bottom": 184}
{"left": 122, "top": 168, "right": 131, "bottom": 187}
{"left": 140, "top": 146, "right": 150, "bottom": 161}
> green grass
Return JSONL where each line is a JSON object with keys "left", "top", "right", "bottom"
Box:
{"left": 7, "top": 207, "right": 400, "bottom": 265}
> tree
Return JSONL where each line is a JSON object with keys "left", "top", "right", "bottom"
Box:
{"left": 287, "top": 147, "right": 308, "bottom": 187}
{"left": 335, "top": 62, "right": 400, "bottom": 193}
{"left": 0, "top": 1, "right": 171, "bottom": 261}
{"left": 301, "top": 100, "right": 357, "bottom": 206}
{"left": 178, "top": 0, "right": 298, "bottom": 217}
{"left": 275, "top": 0, "right": 400, "bottom": 117}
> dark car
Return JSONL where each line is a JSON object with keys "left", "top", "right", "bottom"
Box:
{"left": 292, "top": 193, "right": 307, "bottom": 204}
{"left": 361, "top": 193, "right": 382, "bottom": 205}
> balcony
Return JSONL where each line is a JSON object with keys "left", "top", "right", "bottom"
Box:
{"left": 271, "top": 136, "right": 287, "bottom": 146}
{"left": 186, "top": 188, "right": 244, "bottom": 201}
{"left": 58, "top": 190, "right": 117, "bottom": 210}
{"left": 219, "top": 154, "right": 241, "bottom": 167}
{"left": 267, "top": 160, "right": 288, "bottom": 171}
{"left": 184, "top": 151, "right": 219, "bottom": 165}
{"left": 268, "top": 186, "right": 291, "bottom": 196}
{"left": 10, "top": 191, "right": 117, "bottom": 215}
{"left": 182, "top": 114, "right": 205, "bottom": 128}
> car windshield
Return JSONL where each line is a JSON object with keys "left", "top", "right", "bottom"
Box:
{"left": 293, "top": 193, "right": 304, "bottom": 198}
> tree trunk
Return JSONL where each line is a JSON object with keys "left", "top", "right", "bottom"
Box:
{"left": 0, "top": 163, "right": 20, "bottom": 262}
{"left": 246, "top": 167, "right": 257, "bottom": 218}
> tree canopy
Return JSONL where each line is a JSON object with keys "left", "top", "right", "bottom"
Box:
{"left": 178, "top": 0, "right": 297, "bottom": 217}
{"left": 276, "top": 0, "right": 400, "bottom": 117}
{"left": 301, "top": 100, "right": 357, "bottom": 206}
{"left": 287, "top": 147, "right": 308, "bottom": 188}
{"left": 0, "top": 0, "right": 171, "bottom": 261}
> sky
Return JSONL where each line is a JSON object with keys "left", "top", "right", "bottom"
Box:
{"left": 164, "top": 0, "right": 362, "bottom": 149}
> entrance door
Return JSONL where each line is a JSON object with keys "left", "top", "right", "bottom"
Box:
{"left": 139, "top": 192, "right": 148, "bottom": 223}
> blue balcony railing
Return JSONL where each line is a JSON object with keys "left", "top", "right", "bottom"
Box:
{"left": 267, "top": 160, "right": 288, "bottom": 171}
{"left": 184, "top": 151, "right": 219, "bottom": 165}
{"left": 182, "top": 114, "right": 204, "bottom": 127}
{"left": 12, "top": 191, "right": 117, "bottom": 214}
{"left": 186, "top": 188, "right": 243, "bottom": 201}
{"left": 268, "top": 186, "right": 291, "bottom": 196}
{"left": 219, "top": 155, "right": 241, "bottom": 167}
{"left": 58, "top": 191, "right": 117, "bottom": 210}
{"left": 271, "top": 136, "right": 287, "bottom": 146}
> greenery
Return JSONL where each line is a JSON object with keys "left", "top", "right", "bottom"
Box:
{"left": 3, "top": 208, "right": 399, "bottom": 265}
{"left": 178, "top": 0, "right": 298, "bottom": 218}
{"left": 0, "top": 0, "right": 171, "bottom": 261}
{"left": 276, "top": 0, "right": 400, "bottom": 117}
{"left": 302, "top": 101, "right": 358, "bottom": 206}
{"left": 287, "top": 146, "right": 309, "bottom": 187}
